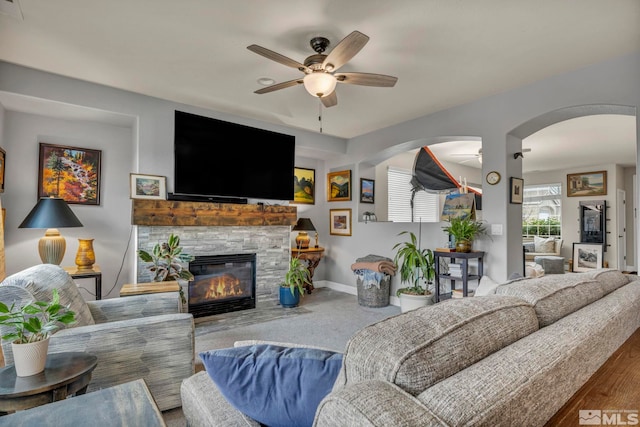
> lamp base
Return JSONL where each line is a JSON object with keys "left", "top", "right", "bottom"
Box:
{"left": 38, "top": 229, "right": 66, "bottom": 265}
{"left": 295, "top": 231, "right": 310, "bottom": 249}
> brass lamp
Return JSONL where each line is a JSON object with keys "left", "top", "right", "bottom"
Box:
{"left": 19, "top": 197, "right": 83, "bottom": 265}
{"left": 292, "top": 218, "right": 317, "bottom": 249}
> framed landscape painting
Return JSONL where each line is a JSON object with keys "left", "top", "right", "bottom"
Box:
{"left": 38, "top": 143, "right": 101, "bottom": 205}
{"left": 360, "top": 178, "right": 374, "bottom": 203}
{"left": 293, "top": 167, "right": 315, "bottom": 204}
{"left": 572, "top": 243, "right": 603, "bottom": 272}
{"left": 130, "top": 173, "right": 167, "bottom": 200}
{"left": 327, "top": 170, "right": 351, "bottom": 202}
{"left": 567, "top": 170, "right": 607, "bottom": 197}
{"left": 330, "top": 208, "right": 352, "bottom": 236}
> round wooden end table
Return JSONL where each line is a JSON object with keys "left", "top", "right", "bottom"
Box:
{"left": 0, "top": 352, "right": 98, "bottom": 414}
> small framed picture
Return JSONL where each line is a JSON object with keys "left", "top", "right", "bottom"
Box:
{"left": 510, "top": 177, "right": 524, "bottom": 204}
{"left": 572, "top": 243, "right": 604, "bottom": 272}
{"left": 567, "top": 170, "right": 607, "bottom": 197}
{"left": 360, "top": 178, "right": 374, "bottom": 203}
{"left": 38, "top": 143, "right": 102, "bottom": 205}
{"left": 293, "top": 167, "right": 315, "bottom": 204}
{"left": 130, "top": 173, "right": 167, "bottom": 200}
{"left": 327, "top": 170, "right": 351, "bottom": 202}
{"left": 0, "top": 146, "right": 5, "bottom": 193}
{"left": 330, "top": 208, "right": 352, "bottom": 236}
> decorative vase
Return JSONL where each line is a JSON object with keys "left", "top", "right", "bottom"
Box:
{"left": 455, "top": 239, "right": 472, "bottom": 253}
{"left": 398, "top": 292, "right": 433, "bottom": 313}
{"left": 279, "top": 286, "right": 301, "bottom": 308}
{"left": 75, "top": 238, "right": 96, "bottom": 269}
{"left": 12, "top": 337, "right": 49, "bottom": 377}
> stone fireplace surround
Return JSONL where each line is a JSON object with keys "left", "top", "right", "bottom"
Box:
{"left": 136, "top": 225, "right": 291, "bottom": 298}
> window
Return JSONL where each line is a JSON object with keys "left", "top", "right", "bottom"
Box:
{"left": 387, "top": 167, "right": 439, "bottom": 222}
{"left": 522, "top": 183, "right": 561, "bottom": 237}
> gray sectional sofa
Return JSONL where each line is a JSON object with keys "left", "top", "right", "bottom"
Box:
{"left": 181, "top": 269, "right": 640, "bottom": 426}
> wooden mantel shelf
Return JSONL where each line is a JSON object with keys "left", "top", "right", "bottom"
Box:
{"left": 131, "top": 199, "right": 296, "bottom": 227}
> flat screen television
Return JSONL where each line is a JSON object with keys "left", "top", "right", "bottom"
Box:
{"left": 174, "top": 111, "right": 295, "bottom": 202}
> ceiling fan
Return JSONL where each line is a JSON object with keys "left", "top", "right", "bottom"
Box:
{"left": 450, "top": 148, "right": 532, "bottom": 164}
{"left": 247, "top": 31, "right": 398, "bottom": 108}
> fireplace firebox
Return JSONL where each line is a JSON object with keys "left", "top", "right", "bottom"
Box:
{"left": 188, "top": 253, "right": 256, "bottom": 318}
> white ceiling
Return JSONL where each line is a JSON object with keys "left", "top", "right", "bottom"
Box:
{"left": 0, "top": 0, "right": 638, "bottom": 171}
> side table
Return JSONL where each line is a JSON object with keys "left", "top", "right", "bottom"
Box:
{"left": 0, "top": 352, "right": 98, "bottom": 414}
{"left": 434, "top": 251, "right": 484, "bottom": 302}
{"left": 63, "top": 265, "right": 102, "bottom": 300}
{"left": 119, "top": 281, "right": 180, "bottom": 297}
{"left": 291, "top": 246, "right": 325, "bottom": 294}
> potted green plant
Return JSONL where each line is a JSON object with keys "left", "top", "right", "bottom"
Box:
{"left": 0, "top": 289, "right": 76, "bottom": 376}
{"left": 138, "top": 233, "right": 195, "bottom": 304}
{"left": 392, "top": 231, "right": 435, "bottom": 312}
{"left": 442, "top": 215, "right": 488, "bottom": 252}
{"left": 279, "top": 256, "right": 311, "bottom": 308}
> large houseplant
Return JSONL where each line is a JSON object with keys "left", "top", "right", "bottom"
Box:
{"left": 279, "top": 256, "right": 311, "bottom": 308}
{"left": 0, "top": 289, "right": 76, "bottom": 376}
{"left": 442, "top": 215, "right": 488, "bottom": 252}
{"left": 392, "top": 231, "right": 435, "bottom": 312}
{"left": 138, "top": 233, "right": 195, "bottom": 304}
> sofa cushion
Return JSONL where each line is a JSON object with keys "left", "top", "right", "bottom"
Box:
{"left": 495, "top": 273, "right": 605, "bottom": 327}
{"left": 580, "top": 268, "right": 631, "bottom": 294}
{"left": 200, "top": 344, "right": 343, "bottom": 427}
{"left": 333, "top": 296, "right": 538, "bottom": 396}
{"left": 1, "top": 264, "right": 94, "bottom": 327}
{"left": 534, "top": 236, "right": 556, "bottom": 253}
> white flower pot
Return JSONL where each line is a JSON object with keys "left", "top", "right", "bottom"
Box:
{"left": 11, "top": 337, "right": 49, "bottom": 377}
{"left": 399, "top": 293, "right": 433, "bottom": 313}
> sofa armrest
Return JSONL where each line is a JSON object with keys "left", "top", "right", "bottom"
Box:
{"left": 314, "top": 380, "right": 446, "bottom": 427}
{"left": 86, "top": 292, "right": 181, "bottom": 323}
{"left": 26, "top": 313, "right": 194, "bottom": 411}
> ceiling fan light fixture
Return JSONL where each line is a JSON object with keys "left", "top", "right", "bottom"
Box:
{"left": 303, "top": 72, "right": 337, "bottom": 98}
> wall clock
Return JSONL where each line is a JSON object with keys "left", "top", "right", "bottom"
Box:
{"left": 486, "top": 171, "right": 501, "bottom": 185}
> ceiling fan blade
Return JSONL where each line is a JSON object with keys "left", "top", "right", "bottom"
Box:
{"left": 254, "top": 79, "right": 303, "bottom": 94}
{"left": 336, "top": 72, "right": 398, "bottom": 87}
{"left": 322, "top": 31, "right": 369, "bottom": 72}
{"left": 321, "top": 91, "right": 338, "bottom": 108}
{"left": 247, "top": 44, "right": 309, "bottom": 73}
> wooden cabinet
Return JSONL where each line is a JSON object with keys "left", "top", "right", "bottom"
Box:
{"left": 434, "top": 251, "right": 484, "bottom": 302}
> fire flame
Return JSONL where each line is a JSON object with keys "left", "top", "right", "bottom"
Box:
{"left": 201, "top": 274, "right": 243, "bottom": 299}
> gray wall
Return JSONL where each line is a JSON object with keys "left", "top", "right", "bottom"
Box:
{"left": 1, "top": 51, "right": 639, "bottom": 301}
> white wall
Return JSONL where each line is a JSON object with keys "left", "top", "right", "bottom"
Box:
{"left": 2, "top": 111, "right": 134, "bottom": 299}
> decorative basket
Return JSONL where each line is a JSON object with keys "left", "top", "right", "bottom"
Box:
{"left": 356, "top": 275, "right": 391, "bottom": 308}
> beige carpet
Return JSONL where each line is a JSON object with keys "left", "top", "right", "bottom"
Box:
{"left": 162, "top": 287, "right": 400, "bottom": 425}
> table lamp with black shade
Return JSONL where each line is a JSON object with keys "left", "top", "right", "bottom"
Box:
{"left": 292, "top": 218, "right": 317, "bottom": 249}
{"left": 19, "top": 197, "right": 83, "bottom": 265}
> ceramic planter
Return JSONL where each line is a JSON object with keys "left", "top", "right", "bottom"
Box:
{"left": 12, "top": 337, "right": 49, "bottom": 377}
{"left": 398, "top": 292, "right": 433, "bottom": 313}
{"left": 279, "top": 286, "right": 301, "bottom": 308}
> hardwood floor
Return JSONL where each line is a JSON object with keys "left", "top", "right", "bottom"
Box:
{"left": 545, "top": 328, "right": 640, "bottom": 426}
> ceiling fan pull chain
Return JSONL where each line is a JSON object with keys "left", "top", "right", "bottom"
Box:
{"left": 318, "top": 99, "right": 323, "bottom": 133}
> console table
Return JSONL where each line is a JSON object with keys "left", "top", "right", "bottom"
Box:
{"left": 63, "top": 265, "right": 102, "bottom": 300}
{"left": 434, "top": 251, "right": 484, "bottom": 302}
{"left": 0, "top": 352, "right": 98, "bottom": 414}
{"left": 291, "top": 246, "right": 325, "bottom": 294}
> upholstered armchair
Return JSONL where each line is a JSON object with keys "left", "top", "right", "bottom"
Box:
{"left": 0, "top": 264, "right": 195, "bottom": 411}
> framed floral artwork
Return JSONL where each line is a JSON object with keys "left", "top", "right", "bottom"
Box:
{"left": 38, "top": 143, "right": 102, "bottom": 205}
{"left": 130, "top": 173, "right": 167, "bottom": 200}
{"left": 293, "top": 167, "right": 315, "bottom": 204}
{"left": 330, "top": 208, "right": 352, "bottom": 236}
{"left": 327, "top": 170, "right": 351, "bottom": 202}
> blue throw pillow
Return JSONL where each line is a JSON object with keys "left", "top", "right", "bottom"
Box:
{"left": 200, "top": 344, "right": 343, "bottom": 427}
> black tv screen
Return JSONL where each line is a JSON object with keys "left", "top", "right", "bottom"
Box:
{"left": 174, "top": 111, "right": 295, "bottom": 201}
